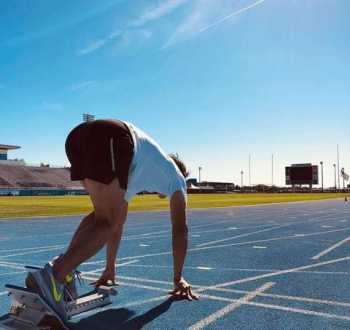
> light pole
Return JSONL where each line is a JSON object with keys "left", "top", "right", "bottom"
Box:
{"left": 337, "top": 144, "right": 341, "bottom": 190}
{"left": 320, "top": 161, "right": 324, "bottom": 192}
{"left": 198, "top": 166, "right": 202, "bottom": 184}
{"left": 248, "top": 154, "right": 251, "bottom": 187}
{"left": 271, "top": 154, "right": 274, "bottom": 186}
{"left": 333, "top": 164, "right": 337, "bottom": 191}
{"left": 241, "top": 170, "right": 244, "bottom": 190}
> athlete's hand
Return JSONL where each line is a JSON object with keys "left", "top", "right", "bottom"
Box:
{"left": 91, "top": 267, "right": 117, "bottom": 287}
{"left": 169, "top": 277, "right": 199, "bottom": 301}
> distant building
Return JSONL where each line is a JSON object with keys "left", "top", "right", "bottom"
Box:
{"left": 0, "top": 144, "right": 25, "bottom": 165}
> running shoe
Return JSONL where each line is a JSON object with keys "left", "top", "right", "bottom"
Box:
{"left": 27, "top": 263, "right": 67, "bottom": 321}
{"left": 50, "top": 255, "right": 83, "bottom": 301}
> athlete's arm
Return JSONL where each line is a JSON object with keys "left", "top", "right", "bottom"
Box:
{"left": 170, "top": 191, "right": 188, "bottom": 280}
{"left": 169, "top": 191, "right": 198, "bottom": 300}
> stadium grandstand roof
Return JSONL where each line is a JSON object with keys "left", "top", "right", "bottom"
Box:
{"left": 0, "top": 144, "right": 20, "bottom": 150}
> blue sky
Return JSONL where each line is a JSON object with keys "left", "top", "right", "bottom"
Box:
{"left": 0, "top": 0, "right": 349, "bottom": 187}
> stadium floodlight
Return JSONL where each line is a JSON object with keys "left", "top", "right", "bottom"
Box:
{"left": 83, "top": 113, "right": 95, "bottom": 122}
{"left": 333, "top": 164, "right": 337, "bottom": 191}
{"left": 240, "top": 170, "right": 244, "bottom": 189}
{"left": 198, "top": 166, "right": 202, "bottom": 184}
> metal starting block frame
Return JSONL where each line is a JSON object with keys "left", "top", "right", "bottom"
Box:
{"left": 0, "top": 266, "right": 117, "bottom": 330}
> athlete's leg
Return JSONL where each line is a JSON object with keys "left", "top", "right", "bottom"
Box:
{"left": 53, "top": 177, "right": 125, "bottom": 283}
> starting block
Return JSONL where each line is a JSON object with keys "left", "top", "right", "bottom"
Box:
{"left": 0, "top": 266, "right": 117, "bottom": 330}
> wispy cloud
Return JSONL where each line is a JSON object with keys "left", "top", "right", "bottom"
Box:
{"left": 163, "top": 0, "right": 266, "bottom": 49}
{"left": 78, "top": 0, "right": 187, "bottom": 55}
{"left": 78, "top": 30, "right": 121, "bottom": 55}
{"left": 199, "top": 0, "right": 265, "bottom": 33}
{"left": 2, "top": 2, "right": 124, "bottom": 47}
{"left": 41, "top": 101, "right": 64, "bottom": 112}
{"left": 131, "top": 0, "right": 189, "bottom": 27}
{"left": 70, "top": 80, "right": 97, "bottom": 92}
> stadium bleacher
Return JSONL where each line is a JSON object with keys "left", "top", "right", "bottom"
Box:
{"left": 0, "top": 164, "right": 83, "bottom": 195}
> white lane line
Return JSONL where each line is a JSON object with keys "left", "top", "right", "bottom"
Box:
{"left": 139, "top": 244, "right": 150, "bottom": 247}
{"left": 77, "top": 227, "right": 350, "bottom": 266}
{"left": 197, "top": 224, "right": 295, "bottom": 247}
{"left": 208, "top": 287, "right": 350, "bottom": 309}
{"left": 0, "top": 244, "right": 65, "bottom": 254}
{"left": 81, "top": 260, "right": 139, "bottom": 275}
{"left": 201, "top": 256, "right": 350, "bottom": 291}
{"left": 187, "top": 282, "right": 275, "bottom": 330}
{"left": 112, "top": 263, "right": 350, "bottom": 276}
{"left": 311, "top": 235, "right": 350, "bottom": 260}
{"left": 321, "top": 225, "right": 333, "bottom": 229}
{"left": 0, "top": 262, "right": 26, "bottom": 270}
{"left": 200, "top": 293, "right": 350, "bottom": 322}
{"left": 0, "top": 246, "right": 65, "bottom": 259}
{"left": 104, "top": 274, "right": 350, "bottom": 309}
{"left": 197, "top": 266, "right": 213, "bottom": 271}
{"left": 192, "top": 227, "right": 350, "bottom": 253}
{"left": 0, "top": 270, "right": 26, "bottom": 277}
{"left": 253, "top": 246, "right": 267, "bottom": 249}
{"left": 84, "top": 274, "right": 350, "bottom": 323}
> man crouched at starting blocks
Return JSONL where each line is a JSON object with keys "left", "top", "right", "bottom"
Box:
{"left": 26, "top": 119, "right": 198, "bottom": 321}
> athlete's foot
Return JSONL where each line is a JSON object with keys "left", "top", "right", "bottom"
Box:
{"left": 50, "top": 255, "right": 82, "bottom": 301}
{"left": 27, "top": 263, "right": 67, "bottom": 321}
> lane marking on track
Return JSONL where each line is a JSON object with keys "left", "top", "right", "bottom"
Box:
{"left": 110, "top": 263, "right": 350, "bottom": 275}
{"left": 0, "top": 262, "right": 27, "bottom": 270}
{"left": 200, "top": 293, "right": 350, "bottom": 322}
{"left": 75, "top": 227, "right": 350, "bottom": 267}
{"left": 0, "top": 244, "right": 65, "bottom": 254}
{"left": 197, "top": 223, "right": 296, "bottom": 247}
{"left": 139, "top": 244, "right": 150, "bottom": 247}
{"left": 199, "top": 255, "right": 350, "bottom": 290}
{"left": 205, "top": 286, "right": 350, "bottom": 308}
{"left": 321, "top": 225, "right": 333, "bottom": 229}
{"left": 187, "top": 282, "right": 275, "bottom": 330}
{"left": 311, "top": 235, "right": 350, "bottom": 260}
{"left": 81, "top": 260, "right": 139, "bottom": 275}
{"left": 253, "top": 246, "right": 267, "bottom": 249}
{"left": 103, "top": 274, "right": 350, "bottom": 309}
{"left": 0, "top": 246, "right": 65, "bottom": 259}
{"left": 197, "top": 266, "right": 213, "bottom": 271}
{"left": 0, "top": 270, "right": 26, "bottom": 277}
{"left": 82, "top": 274, "right": 350, "bottom": 323}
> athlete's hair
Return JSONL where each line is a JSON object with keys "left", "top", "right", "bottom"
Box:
{"left": 169, "top": 153, "right": 189, "bottom": 178}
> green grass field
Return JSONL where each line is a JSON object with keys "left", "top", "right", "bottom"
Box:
{"left": 0, "top": 193, "right": 348, "bottom": 218}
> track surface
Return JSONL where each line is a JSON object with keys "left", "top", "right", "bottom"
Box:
{"left": 0, "top": 199, "right": 350, "bottom": 329}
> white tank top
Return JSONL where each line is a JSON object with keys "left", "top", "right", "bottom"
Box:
{"left": 123, "top": 121, "right": 187, "bottom": 203}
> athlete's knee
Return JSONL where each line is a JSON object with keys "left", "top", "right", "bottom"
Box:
{"left": 93, "top": 213, "right": 111, "bottom": 230}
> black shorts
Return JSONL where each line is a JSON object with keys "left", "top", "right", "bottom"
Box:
{"left": 65, "top": 119, "right": 134, "bottom": 189}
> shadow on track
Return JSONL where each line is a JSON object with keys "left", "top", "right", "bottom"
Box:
{"left": 72, "top": 297, "right": 175, "bottom": 330}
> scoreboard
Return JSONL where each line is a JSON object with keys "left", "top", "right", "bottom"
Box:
{"left": 286, "top": 164, "right": 319, "bottom": 185}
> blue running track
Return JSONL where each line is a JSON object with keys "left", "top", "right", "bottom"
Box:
{"left": 0, "top": 199, "right": 350, "bottom": 329}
